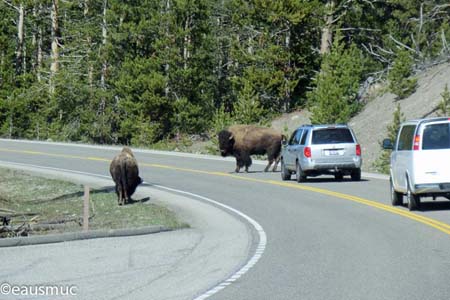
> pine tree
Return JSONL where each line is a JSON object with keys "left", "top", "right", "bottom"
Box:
{"left": 308, "top": 36, "right": 363, "bottom": 124}
{"left": 437, "top": 84, "right": 450, "bottom": 116}
{"left": 388, "top": 50, "right": 417, "bottom": 99}
{"left": 233, "top": 78, "right": 265, "bottom": 125}
{"left": 207, "top": 103, "right": 234, "bottom": 155}
{"left": 373, "top": 103, "right": 405, "bottom": 174}
{"left": 224, "top": 0, "right": 317, "bottom": 114}
{"left": 0, "top": 0, "right": 448, "bottom": 146}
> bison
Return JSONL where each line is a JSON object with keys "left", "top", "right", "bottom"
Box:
{"left": 218, "top": 125, "right": 284, "bottom": 173}
{"left": 110, "top": 147, "right": 143, "bottom": 205}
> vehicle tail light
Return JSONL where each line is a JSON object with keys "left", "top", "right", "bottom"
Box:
{"left": 304, "top": 146, "right": 311, "bottom": 158}
{"left": 356, "top": 144, "right": 361, "bottom": 156}
{"left": 413, "top": 135, "right": 420, "bottom": 150}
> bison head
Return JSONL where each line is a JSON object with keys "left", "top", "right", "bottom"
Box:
{"left": 218, "top": 130, "right": 235, "bottom": 157}
{"left": 128, "top": 176, "right": 143, "bottom": 198}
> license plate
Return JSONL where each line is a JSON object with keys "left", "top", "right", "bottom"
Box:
{"left": 327, "top": 150, "right": 339, "bottom": 156}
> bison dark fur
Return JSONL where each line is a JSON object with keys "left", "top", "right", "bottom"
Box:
{"left": 110, "top": 147, "right": 143, "bottom": 205}
{"left": 218, "top": 125, "right": 283, "bottom": 173}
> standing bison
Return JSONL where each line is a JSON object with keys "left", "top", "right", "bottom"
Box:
{"left": 218, "top": 125, "right": 284, "bottom": 173}
{"left": 110, "top": 147, "right": 143, "bottom": 205}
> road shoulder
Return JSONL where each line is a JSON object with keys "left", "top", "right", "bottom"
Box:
{"left": 0, "top": 162, "right": 252, "bottom": 300}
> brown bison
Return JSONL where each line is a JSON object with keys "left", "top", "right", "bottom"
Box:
{"left": 218, "top": 125, "right": 284, "bottom": 173}
{"left": 110, "top": 147, "right": 143, "bottom": 205}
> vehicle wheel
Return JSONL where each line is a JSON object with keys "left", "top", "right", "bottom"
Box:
{"left": 335, "top": 173, "right": 344, "bottom": 181}
{"left": 351, "top": 168, "right": 361, "bottom": 181}
{"left": 281, "top": 159, "right": 291, "bottom": 181}
{"left": 296, "top": 162, "right": 306, "bottom": 183}
{"left": 406, "top": 184, "right": 420, "bottom": 211}
{"left": 390, "top": 178, "right": 403, "bottom": 206}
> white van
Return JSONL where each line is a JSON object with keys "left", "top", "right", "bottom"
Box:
{"left": 383, "top": 117, "right": 450, "bottom": 210}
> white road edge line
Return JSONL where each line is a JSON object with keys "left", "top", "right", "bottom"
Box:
{"left": 0, "top": 138, "right": 238, "bottom": 163}
{"left": 0, "top": 160, "right": 267, "bottom": 300}
{"left": 155, "top": 184, "right": 267, "bottom": 300}
{"left": 0, "top": 138, "right": 389, "bottom": 180}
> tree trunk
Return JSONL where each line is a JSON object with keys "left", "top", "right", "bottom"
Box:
{"left": 284, "top": 25, "right": 291, "bottom": 112}
{"left": 50, "top": 0, "right": 60, "bottom": 94}
{"left": 100, "top": 0, "right": 107, "bottom": 89}
{"left": 84, "top": 0, "right": 93, "bottom": 88}
{"left": 99, "top": 0, "right": 108, "bottom": 143}
{"left": 16, "top": 3, "right": 24, "bottom": 75}
{"left": 31, "top": 2, "right": 43, "bottom": 82}
{"left": 320, "top": 0, "right": 335, "bottom": 55}
{"left": 164, "top": 0, "right": 171, "bottom": 98}
{"left": 37, "top": 27, "right": 43, "bottom": 82}
{"left": 183, "top": 15, "right": 191, "bottom": 70}
{"left": 247, "top": 35, "right": 253, "bottom": 55}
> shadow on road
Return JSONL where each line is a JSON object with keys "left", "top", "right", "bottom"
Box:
{"left": 29, "top": 186, "right": 116, "bottom": 204}
{"left": 230, "top": 170, "right": 280, "bottom": 174}
{"left": 127, "top": 197, "right": 151, "bottom": 205}
{"left": 295, "top": 178, "right": 370, "bottom": 184}
{"left": 417, "top": 200, "right": 450, "bottom": 212}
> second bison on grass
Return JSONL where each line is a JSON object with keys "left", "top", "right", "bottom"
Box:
{"left": 110, "top": 147, "right": 143, "bottom": 205}
{"left": 218, "top": 125, "right": 284, "bottom": 173}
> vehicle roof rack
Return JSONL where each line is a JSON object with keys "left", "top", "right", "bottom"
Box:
{"left": 414, "top": 117, "right": 450, "bottom": 126}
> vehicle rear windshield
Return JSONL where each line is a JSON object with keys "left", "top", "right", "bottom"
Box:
{"left": 422, "top": 123, "right": 450, "bottom": 150}
{"left": 311, "top": 128, "right": 354, "bottom": 144}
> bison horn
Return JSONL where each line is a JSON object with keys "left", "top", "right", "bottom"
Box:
{"left": 229, "top": 134, "right": 234, "bottom": 140}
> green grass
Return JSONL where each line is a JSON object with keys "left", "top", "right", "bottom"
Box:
{"left": 0, "top": 168, "right": 187, "bottom": 237}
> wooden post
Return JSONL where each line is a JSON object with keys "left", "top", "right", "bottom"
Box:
{"left": 83, "top": 185, "right": 90, "bottom": 232}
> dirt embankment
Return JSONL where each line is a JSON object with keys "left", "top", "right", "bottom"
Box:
{"left": 271, "top": 62, "right": 450, "bottom": 172}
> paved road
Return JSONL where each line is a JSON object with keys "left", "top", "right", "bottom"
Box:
{"left": 1, "top": 139, "right": 450, "bottom": 300}
{"left": 0, "top": 158, "right": 251, "bottom": 300}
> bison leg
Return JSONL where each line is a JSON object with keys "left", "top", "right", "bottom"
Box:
{"left": 234, "top": 152, "right": 245, "bottom": 173}
{"left": 264, "top": 159, "right": 273, "bottom": 172}
{"left": 235, "top": 159, "right": 244, "bottom": 173}
{"left": 243, "top": 155, "right": 252, "bottom": 173}
{"left": 114, "top": 184, "right": 119, "bottom": 197}
{"left": 120, "top": 184, "right": 129, "bottom": 206}
{"left": 118, "top": 185, "right": 123, "bottom": 206}
{"left": 123, "top": 187, "right": 130, "bottom": 205}
{"left": 267, "top": 145, "right": 282, "bottom": 172}
{"left": 272, "top": 156, "right": 281, "bottom": 172}
{"left": 123, "top": 189, "right": 131, "bottom": 204}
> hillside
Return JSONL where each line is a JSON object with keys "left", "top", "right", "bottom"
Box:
{"left": 271, "top": 62, "right": 450, "bottom": 172}
{"left": 2, "top": 2, "right": 449, "bottom": 146}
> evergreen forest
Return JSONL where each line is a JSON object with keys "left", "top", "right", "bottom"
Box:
{"left": 0, "top": 0, "right": 449, "bottom": 147}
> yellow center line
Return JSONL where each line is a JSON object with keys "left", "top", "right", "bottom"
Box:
{"left": 1, "top": 147, "right": 450, "bottom": 235}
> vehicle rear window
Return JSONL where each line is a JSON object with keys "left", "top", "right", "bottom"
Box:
{"left": 422, "top": 123, "right": 450, "bottom": 150}
{"left": 311, "top": 128, "right": 354, "bottom": 144}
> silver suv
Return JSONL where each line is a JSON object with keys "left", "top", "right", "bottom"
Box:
{"left": 281, "top": 124, "right": 362, "bottom": 182}
{"left": 383, "top": 117, "right": 450, "bottom": 210}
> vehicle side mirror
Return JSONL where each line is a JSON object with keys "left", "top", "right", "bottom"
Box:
{"left": 382, "top": 138, "right": 393, "bottom": 150}
{"left": 281, "top": 139, "right": 288, "bottom": 146}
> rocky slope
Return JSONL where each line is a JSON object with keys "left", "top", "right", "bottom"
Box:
{"left": 271, "top": 62, "right": 450, "bottom": 172}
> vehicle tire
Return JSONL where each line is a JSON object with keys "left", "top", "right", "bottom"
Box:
{"left": 406, "top": 183, "right": 420, "bottom": 211}
{"left": 296, "top": 162, "right": 306, "bottom": 183}
{"left": 351, "top": 168, "right": 361, "bottom": 181}
{"left": 390, "top": 178, "right": 403, "bottom": 206}
{"left": 335, "top": 173, "right": 344, "bottom": 181}
{"left": 281, "top": 159, "right": 291, "bottom": 181}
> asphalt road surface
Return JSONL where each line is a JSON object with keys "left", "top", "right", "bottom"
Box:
{"left": 1, "top": 139, "right": 450, "bottom": 300}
